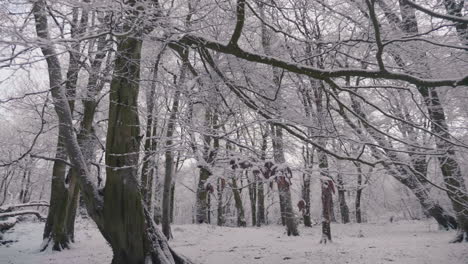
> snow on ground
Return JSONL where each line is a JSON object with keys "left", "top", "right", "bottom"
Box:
{"left": 0, "top": 219, "right": 467, "bottom": 264}
{"left": 0, "top": 219, "right": 111, "bottom": 264}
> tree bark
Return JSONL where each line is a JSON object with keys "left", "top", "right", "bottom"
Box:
{"left": 259, "top": 2, "right": 298, "bottom": 235}
{"left": 196, "top": 167, "right": 211, "bottom": 224}
{"left": 231, "top": 178, "right": 246, "bottom": 227}
{"left": 247, "top": 173, "right": 257, "bottom": 226}
{"left": 141, "top": 53, "right": 163, "bottom": 209}
{"left": 271, "top": 126, "right": 299, "bottom": 236}
{"left": 162, "top": 52, "right": 185, "bottom": 239}
{"left": 337, "top": 173, "right": 350, "bottom": 224}
{"left": 301, "top": 172, "right": 312, "bottom": 227}
{"left": 318, "top": 148, "right": 333, "bottom": 243}
{"left": 355, "top": 163, "right": 363, "bottom": 223}
{"left": 33, "top": 1, "right": 191, "bottom": 262}
{"left": 195, "top": 107, "right": 219, "bottom": 224}
{"left": 217, "top": 178, "right": 225, "bottom": 226}
{"left": 320, "top": 179, "right": 333, "bottom": 244}
{"left": 301, "top": 145, "right": 313, "bottom": 227}
{"left": 42, "top": 135, "right": 70, "bottom": 250}
{"left": 256, "top": 179, "right": 265, "bottom": 227}
{"left": 256, "top": 130, "right": 267, "bottom": 227}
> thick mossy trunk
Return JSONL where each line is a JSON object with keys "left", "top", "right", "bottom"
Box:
{"left": 65, "top": 169, "right": 80, "bottom": 242}
{"left": 104, "top": 34, "right": 189, "bottom": 263}
{"left": 42, "top": 136, "right": 72, "bottom": 251}
{"left": 34, "top": 2, "right": 190, "bottom": 261}
{"left": 42, "top": 4, "right": 91, "bottom": 249}
{"left": 104, "top": 35, "right": 150, "bottom": 263}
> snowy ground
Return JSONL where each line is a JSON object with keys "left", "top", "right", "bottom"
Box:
{"left": 0, "top": 219, "right": 467, "bottom": 264}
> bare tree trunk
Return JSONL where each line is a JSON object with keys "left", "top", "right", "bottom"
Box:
{"left": 271, "top": 126, "right": 299, "bottom": 236}
{"left": 196, "top": 166, "right": 211, "bottom": 224}
{"left": 355, "top": 163, "right": 363, "bottom": 223}
{"left": 103, "top": 33, "right": 189, "bottom": 264}
{"left": 231, "top": 178, "right": 246, "bottom": 227}
{"left": 194, "top": 104, "right": 221, "bottom": 225}
{"left": 318, "top": 146, "right": 333, "bottom": 243}
{"left": 170, "top": 184, "right": 175, "bottom": 223}
{"left": 33, "top": 1, "right": 191, "bottom": 262}
{"left": 258, "top": 2, "right": 298, "bottom": 235}
{"left": 301, "top": 145, "right": 313, "bottom": 227}
{"left": 320, "top": 177, "right": 334, "bottom": 243}
{"left": 162, "top": 51, "right": 186, "bottom": 239}
{"left": 337, "top": 173, "right": 350, "bottom": 224}
{"left": 0, "top": 169, "right": 15, "bottom": 206}
{"left": 141, "top": 49, "right": 164, "bottom": 208}
{"left": 334, "top": 81, "right": 458, "bottom": 230}
{"left": 420, "top": 87, "right": 468, "bottom": 241}
{"left": 256, "top": 179, "right": 265, "bottom": 227}
{"left": 278, "top": 190, "right": 286, "bottom": 226}
{"left": 255, "top": 130, "right": 267, "bottom": 227}
{"left": 217, "top": 178, "right": 225, "bottom": 226}
{"left": 42, "top": 142, "right": 69, "bottom": 250}
{"left": 377, "top": 0, "right": 467, "bottom": 240}
{"left": 247, "top": 173, "right": 257, "bottom": 226}
{"left": 19, "top": 166, "right": 31, "bottom": 204}
{"left": 301, "top": 173, "right": 312, "bottom": 227}
{"left": 40, "top": 4, "right": 100, "bottom": 250}
{"left": 195, "top": 108, "right": 214, "bottom": 224}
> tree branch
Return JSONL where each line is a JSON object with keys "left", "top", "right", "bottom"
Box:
{"left": 30, "top": 154, "right": 73, "bottom": 167}
{"left": 0, "top": 210, "right": 46, "bottom": 220}
{"left": 366, "top": 0, "right": 386, "bottom": 71}
{"left": 174, "top": 34, "right": 468, "bottom": 87}
{"left": 229, "top": 0, "right": 246, "bottom": 47}
{"left": 402, "top": 0, "right": 468, "bottom": 24}
{"left": 0, "top": 201, "right": 49, "bottom": 213}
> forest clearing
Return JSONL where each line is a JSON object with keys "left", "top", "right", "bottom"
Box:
{"left": 2, "top": 219, "right": 467, "bottom": 264}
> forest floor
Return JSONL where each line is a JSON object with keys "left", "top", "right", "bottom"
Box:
{"left": 0, "top": 219, "right": 467, "bottom": 264}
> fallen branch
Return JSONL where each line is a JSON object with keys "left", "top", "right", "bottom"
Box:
{"left": 0, "top": 201, "right": 49, "bottom": 213}
{"left": 0, "top": 210, "right": 46, "bottom": 220}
